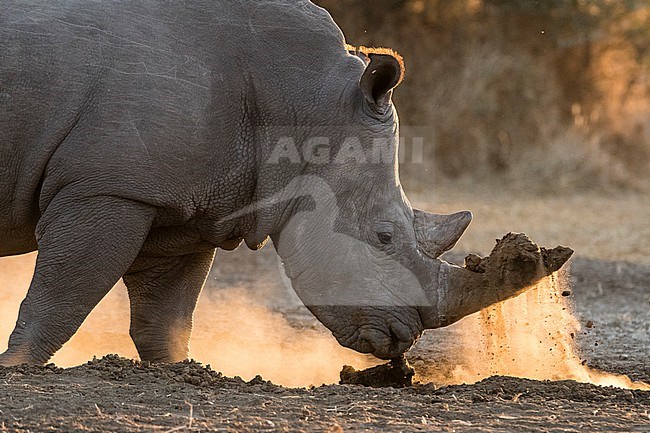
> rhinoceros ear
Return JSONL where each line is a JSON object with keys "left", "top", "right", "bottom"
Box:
{"left": 346, "top": 44, "right": 369, "bottom": 64}
{"left": 413, "top": 209, "right": 473, "bottom": 258}
{"left": 359, "top": 48, "right": 404, "bottom": 114}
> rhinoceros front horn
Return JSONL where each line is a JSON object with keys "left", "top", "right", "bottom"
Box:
{"left": 413, "top": 209, "right": 473, "bottom": 258}
{"left": 418, "top": 232, "right": 574, "bottom": 330}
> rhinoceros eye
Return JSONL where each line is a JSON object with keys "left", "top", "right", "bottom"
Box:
{"left": 378, "top": 232, "right": 393, "bottom": 244}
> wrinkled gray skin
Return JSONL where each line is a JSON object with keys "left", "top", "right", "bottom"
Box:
{"left": 0, "top": 0, "right": 561, "bottom": 366}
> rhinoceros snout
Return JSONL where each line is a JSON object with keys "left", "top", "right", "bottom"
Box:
{"left": 329, "top": 308, "right": 423, "bottom": 360}
{"left": 339, "top": 329, "right": 417, "bottom": 360}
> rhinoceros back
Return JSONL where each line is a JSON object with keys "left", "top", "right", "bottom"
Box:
{"left": 0, "top": 0, "right": 346, "bottom": 256}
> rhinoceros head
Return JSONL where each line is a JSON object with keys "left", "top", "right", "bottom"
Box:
{"left": 265, "top": 48, "right": 570, "bottom": 359}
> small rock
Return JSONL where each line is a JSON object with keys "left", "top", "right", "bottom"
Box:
{"left": 464, "top": 254, "right": 486, "bottom": 273}
{"left": 248, "top": 375, "right": 267, "bottom": 386}
{"left": 340, "top": 356, "right": 414, "bottom": 388}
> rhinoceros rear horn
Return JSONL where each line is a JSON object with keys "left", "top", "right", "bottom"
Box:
{"left": 413, "top": 209, "right": 473, "bottom": 258}
{"left": 358, "top": 47, "right": 405, "bottom": 113}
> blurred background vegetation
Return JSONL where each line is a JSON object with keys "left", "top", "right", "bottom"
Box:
{"left": 315, "top": 0, "right": 650, "bottom": 193}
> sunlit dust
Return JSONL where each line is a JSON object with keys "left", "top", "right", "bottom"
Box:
{"left": 189, "top": 288, "right": 378, "bottom": 387}
{"left": 0, "top": 254, "right": 376, "bottom": 388}
{"left": 1, "top": 255, "right": 647, "bottom": 389}
{"left": 425, "top": 266, "right": 650, "bottom": 391}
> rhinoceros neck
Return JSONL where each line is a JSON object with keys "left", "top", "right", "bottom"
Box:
{"left": 226, "top": 4, "right": 360, "bottom": 250}
{"left": 195, "top": 0, "right": 363, "bottom": 251}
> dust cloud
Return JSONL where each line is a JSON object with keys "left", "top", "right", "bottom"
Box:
{"left": 0, "top": 254, "right": 139, "bottom": 367}
{"left": 189, "top": 288, "right": 378, "bottom": 387}
{"left": 428, "top": 266, "right": 650, "bottom": 390}
{"left": 2, "top": 255, "right": 647, "bottom": 389}
{"left": 0, "top": 254, "right": 375, "bottom": 388}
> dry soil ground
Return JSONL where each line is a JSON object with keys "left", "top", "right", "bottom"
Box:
{"left": 0, "top": 189, "right": 649, "bottom": 432}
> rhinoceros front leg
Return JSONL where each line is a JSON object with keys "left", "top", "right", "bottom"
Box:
{"left": 0, "top": 194, "right": 155, "bottom": 366}
{"left": 123, "top": 250, "right": 215, "bottom": 363}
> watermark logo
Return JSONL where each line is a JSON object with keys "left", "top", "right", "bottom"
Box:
{"left": 261, "top": 126, "right": 433, "bottom": 166}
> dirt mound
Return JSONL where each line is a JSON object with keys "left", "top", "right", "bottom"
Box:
{"left": 1, "top": 355, "right": 648, "bottom": 432}
{"left": 0, "top": 355, "right": 280, "bottom": 390}
{"left": 413, "top": 376, "right": 649, "bottom": 404}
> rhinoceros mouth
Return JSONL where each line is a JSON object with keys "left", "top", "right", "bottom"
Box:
{"left": 326, "top": 306, "right": 423, "bottom": 360}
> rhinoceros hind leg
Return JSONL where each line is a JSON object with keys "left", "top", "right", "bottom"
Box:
{"left": 0, "top": 194, "right": 155, "bottom": 366}
{"left": 123, "top": 250, "right": 215, "bottom": 364}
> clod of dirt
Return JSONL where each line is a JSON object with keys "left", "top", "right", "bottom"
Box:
{"left": 464, "top": 253, "right": 485, "bottom": 273}
{"left": 340, "top": 357, "right": 414, "bottom": 388}
{"left": 541, "top": 245, "right": 574, "bottom": 272}
{"left": 464, "top": 233, "right": 573, "bottom": 278}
